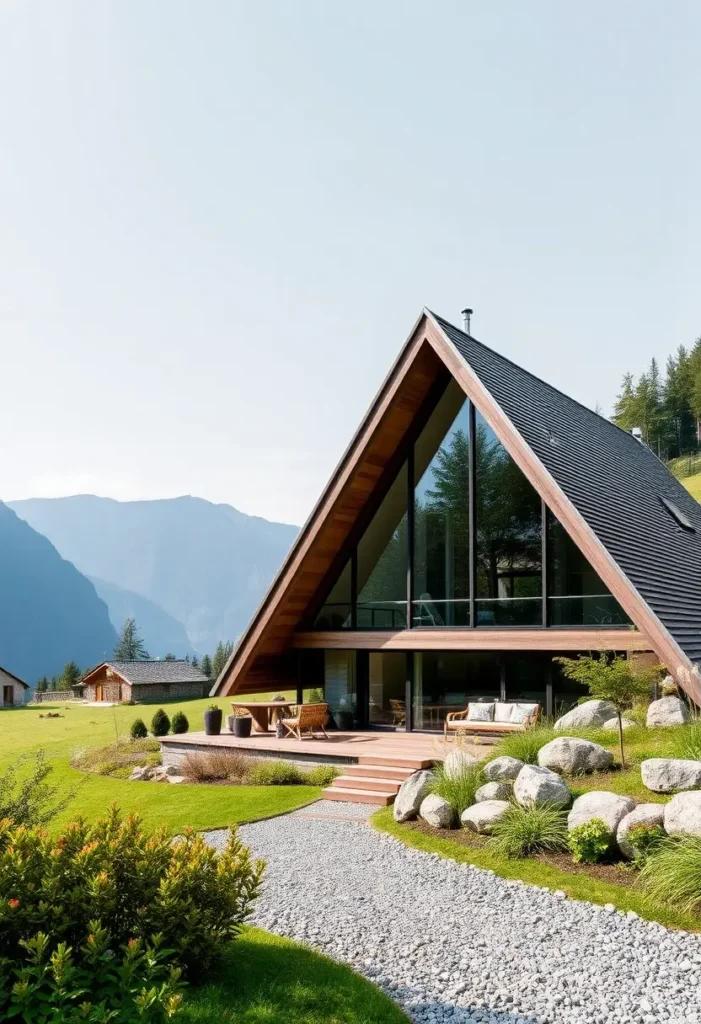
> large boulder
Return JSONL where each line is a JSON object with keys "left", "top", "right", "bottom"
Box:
{"left": 664, "top": 791, "right": 701, "bottom": 836}
{"left": 554, "top": 699, "right": 618, "bottom": 732}
{"left": 602, "top": 717, "right": 636, "bottom": 731}
{"left": 483, "top": 756, "right": 524, "bottom": 781}
{"left": 393, "top": 769, "right": 435, "bottom": 822}
{"left": 461, "top": 800, "right": 510, "bottom": 834}
{"left": 537, "top": 737, "right": 613, "bottom": 775}
{"left": 616, "top": 804, "right": 666, "bottom": 859}
{"left": 641, "top": 758, "right": 701, "bottom": 794}
{"left": 567, "top": 792, "right": 635, "bottom": 833}
{"left": 475, "top": 781, "right": 512, "bottom": 802}
{"left": 443, "top": 748, "right": 479, "bottom": 779}
{"left": 419, "top": 794, "right": 456, "bottom": 829}
{"left": 646, "top": 696, "right": 691, "bottom": 727}
{"left": 513, "top": 764, "right": 571, "bottom": 809}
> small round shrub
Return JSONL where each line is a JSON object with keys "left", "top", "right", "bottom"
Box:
{"left": 246, "top": 760, "right": 304, "bottom": 785}
{"left": 130, "top": 718, "right": 148, "bottom": 740}
{"left": 151, "top": 708, "right": 170, "bottom": 737}
{"left": 304, "top": 764, "right": 341, "bottom": 786}
{"left": 568, "top": 817, "right": 612, "bottom": 864}
{"left": 627, "top": 822, "right": 667, "bottom": 867}
{"left": 171, "top": 711, "right": 189, "bottom": 734}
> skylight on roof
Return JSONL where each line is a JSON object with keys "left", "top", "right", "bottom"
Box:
{"left": 660, "top": 496, "right": 696, "bottom": 533}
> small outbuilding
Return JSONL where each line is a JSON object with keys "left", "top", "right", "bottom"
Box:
{"left": 0, "top": 665, "right": 30, "bottom": 707}
{"left": 78, "top": 660, "right": 209, "bottom": 703}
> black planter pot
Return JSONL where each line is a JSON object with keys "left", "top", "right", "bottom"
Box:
{"left": 334, "top": 709, "right": 354, "bottom": 731}
{"left": 204, "top": 707, "right": 222, "bottom": 736}
{"left": 233, "top": 716, "right": 252, "bottom": 739}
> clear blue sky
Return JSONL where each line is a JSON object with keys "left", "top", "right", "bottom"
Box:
{"left": 1, "top": 1, "right": 699, "bottom": 525}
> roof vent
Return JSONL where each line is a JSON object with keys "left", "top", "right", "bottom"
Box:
{"left": 461, "top": 308, "right": 473, "bottom": 334}
{"left": 631, "top": 427, "right": 643, "bottom": 442}
{"left": 660, "top": 496, "right": 696, "bottom": 533}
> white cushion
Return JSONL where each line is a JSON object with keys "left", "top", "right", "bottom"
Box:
{"left": 510, "top": 703, "right": 538, "bottom": 724}
{"left": 493, "top": 702, "right": 512, "bottom": 723}
{"left": 467, "top": 702, "right": 494, "bottom": 722}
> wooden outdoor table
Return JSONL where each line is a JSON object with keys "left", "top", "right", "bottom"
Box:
{"left": 230, "top": 700, "right": 296, "bottom": 733}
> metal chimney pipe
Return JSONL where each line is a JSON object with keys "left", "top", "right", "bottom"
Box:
{"left": 461, "top": 308, "right": 473, "bottom": 333}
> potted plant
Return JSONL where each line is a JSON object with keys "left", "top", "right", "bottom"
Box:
{"left": 204, "top": 704, "right": 223, "bottom": 736}
{"left": 333, "top": 697, "right": 354, "bottom": 731}
{"left": 233, "top": 713, "right": 252, "bottom": 738}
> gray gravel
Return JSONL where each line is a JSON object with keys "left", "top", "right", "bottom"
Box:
{"left": 205, "top": 810, "right": 701, "bottom": 1024}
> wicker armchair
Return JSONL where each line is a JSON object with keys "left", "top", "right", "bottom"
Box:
{"left": 281, "top": 702, "right": 330, "bottom": 740}
{"left": 390, "top": 699, "right": 406, "bottom": 727}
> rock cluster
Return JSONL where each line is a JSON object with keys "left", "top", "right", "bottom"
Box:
{"left": 513, "top": 764, "right": 571, "bottom": 809}
{"left": 129, "top": 764, "right": 183, "bottom": 783}
{"left": 664, "top": 791, "right": 701, "bottom": 836}
{"left": 461, "top": 800, "right": 509, "bottom": 834}
{"left": 482, "top": 755, "right": 523, "bottom": 781}
{"left": 418, "top": 794, "right": 455, "bottom": 829}
{"left": 393, "top": 770, "right": 434, "bottom": 822}
{"left": 567, "top": 792, "right": 635, "bottom": 833}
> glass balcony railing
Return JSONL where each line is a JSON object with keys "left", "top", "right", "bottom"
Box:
{"left": 548, "top": 595, "right": 631, "bottom": 627}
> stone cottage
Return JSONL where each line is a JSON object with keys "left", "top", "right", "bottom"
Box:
{"left": 78, "top": 660, "right": 209, "bottom": 703}
{"left": 0, "top": 665, "right": 29, "bottom": 707}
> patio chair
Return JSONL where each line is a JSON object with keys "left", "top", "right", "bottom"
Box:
{"left": 390, "top": 698, "right": 406, "bottom": 727}
{"left": 281, "top": 702, "right": 330, "bottom": 740}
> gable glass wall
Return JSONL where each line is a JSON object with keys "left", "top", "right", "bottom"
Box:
{"left": 309, "top": 378, "right": 630, "bottom": 631}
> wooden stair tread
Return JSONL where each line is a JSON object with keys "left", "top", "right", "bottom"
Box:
{"left": 322, "top": 786, "right": 393, "bottom": 806}
{"left": 357, "top": 754, "right": 433, "bottom": 769}
{"left": 331, "top": 775, "right": 401, "bottom": 793}
{"left": 350, "top": 764, "right": 415, "bottom": 780}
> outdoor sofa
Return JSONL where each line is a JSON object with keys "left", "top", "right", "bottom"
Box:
{"left": 444, "top": 700, "right": 541, "bottom": 741}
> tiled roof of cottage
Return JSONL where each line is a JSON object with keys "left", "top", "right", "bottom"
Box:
{"left": 83, "top": 660, "right": 208, "bottom": 686}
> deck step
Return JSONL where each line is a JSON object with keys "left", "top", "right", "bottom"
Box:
{"left": 357, "top": 754, "right": 434, "bottom": 770}
{"left": 322, "top": 786, "right": 393, "bottom": 806}
{"left": 331, "top": 775, "right": 401, "bottom": 794}
{"left": 349, "top": 764, "right": 415, "bottom": 781}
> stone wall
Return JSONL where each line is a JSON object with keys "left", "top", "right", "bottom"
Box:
{"left": 131, "top": 682, "right": 207, "bottom": 702}
{"left": 82, "top": 682, "right": 125, "bottom": 702}
{"left": 33, "top": 690, "right": 75, "bottom": 703}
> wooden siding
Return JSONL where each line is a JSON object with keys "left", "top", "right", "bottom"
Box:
{"left": 292, "top": 629, "right": 652, "bottom": 652}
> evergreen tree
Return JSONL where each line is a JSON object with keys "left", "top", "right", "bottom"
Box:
{"left": 200, "top": 654, "right": 212, "bottom": 678}
{"left": 57, "top": 661, "right": 81, "bottom": 691}
{"left": 113, "top": 618, "right": 150, "bottom": 660}
{"left": 164, "top": 653, "right": 176, "bottom": 661}
{"left": 191, "top": 655, "right": 199, "bottom": 669}
{"left": 35, "top": 676, "right": 48, "bottom": 693}
{"left": 211, "top": 641, "right": 234, "bottom": 679}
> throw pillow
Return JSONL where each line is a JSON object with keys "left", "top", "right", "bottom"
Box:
{"left": 493, "top": 702, "right": 512, "bottom": 723}
{"left": 510, "top": 703, "right": 538, "bottom": 724}
{"left": 466, "top": 702, "right": 494, "bottom": 722}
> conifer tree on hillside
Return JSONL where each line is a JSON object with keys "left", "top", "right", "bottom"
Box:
{"left": 113, "top": 618, "right": 150, "bottom": 661}
{"left": 35, "top": 676, "right": 48, "bottom": 693}
{"left": 164, "top": 653, "right": 176, "bottom": 661}
{"left": 191, "top": 655, "right": 199, "bottom": 669}
{"left": 58, "top": 661, "right": 81, "bottom": 691}
{"left": 211, "top": 641, "right": 234, "bottom": 680}
{"left": 200, "top": 654, "right": 212, "bottom": 678}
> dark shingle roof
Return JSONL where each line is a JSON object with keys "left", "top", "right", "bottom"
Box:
{"left": 433, "top": 312, "right": 701, "bottom": 664}
{"left": 104, "top": 660, "right": 208, "bottom": 685}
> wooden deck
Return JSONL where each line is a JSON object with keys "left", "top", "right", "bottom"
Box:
{"left": 160, "top": 729, "right": 488, "bottom": 804}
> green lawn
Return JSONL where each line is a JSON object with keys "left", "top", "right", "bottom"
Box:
{"left": 372, "top": 808, "right": 699, "bottom": 931}
{"left": 682, "top": 472, "right": 701, "bottom": 501}
{"left": 183, "top": 927, "right": 408, "bottom": 1024}
{"left": 0, "top": 697, "right": 320, "bottom": 833}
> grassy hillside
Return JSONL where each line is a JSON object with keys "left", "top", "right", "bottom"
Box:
{"left": 681, "top": 472, "right": 701, "bottom": 501}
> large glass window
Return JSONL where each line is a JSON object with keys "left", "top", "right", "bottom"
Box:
{"left": 369, "top": 652, "right": 407, "bottom": 727}
{"left": 314, "top": 559, "right": 352, "bottom": 629}
{"left": 413, "top": 380, "right": 470, "bottom": 626}
{"left": 324, "top": 650, "right": 356, "bottom": 723}
{"left": 548, "top": 514, "right": 630, "bottom": 626}
{"left": 356, "top": 463, "right": 408, "bottom": 628}
{"left": 474, "top": 412, "right": 542, "bottom": 625}
{"left": 413, "top": 651, "right": 500, "bottom": 730}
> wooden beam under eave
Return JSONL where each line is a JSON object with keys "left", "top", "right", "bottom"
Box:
{"left": 292, "top": 629, "right": 653, "bottom": 652}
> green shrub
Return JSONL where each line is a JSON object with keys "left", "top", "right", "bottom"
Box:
{"left": 0, "top": 806, "right": 264, "bottom": 982}
{"left": 181, "top": 750, "right": 250, "bottom": 782}
{"left": 429, "top": 761, "right": 483, "bottom": 815}
{"left": 246, "top": 760, "right": 304, "bottom": 786}
{"left": 171, "top": 711, "right": 189, "bottom": 735}
{"left": 626, "top": 822, "right": 667, "bottom": 867}
{"left": 568, "top": 818, "right": 613, "bottom": 863}
{"left": 492, "top": 726, "right": 556, "bottom": 765}
{"left": 131, "top": 717, "right": 148, "bottom": 740}
{"left": 2, "top": 927, "right": 184, "bottom": 1022}
{"left": 151, "top": 708, "right": 171, "bottom": 737}
{"left": 640, "top": 834, "right": 701, "bottom": 913}
{"left": 0, "top": 750, "right": 75, "bottom": 826}
{"left": 72, "top": 738, "right": 160, "bottom": 777}
{"left": 303, "top": 764, "right": 341, "bottom": 786}
{"left": 664, "top": 721, "right": 701, "bottom": 761}
{"left": 489, "top": 803, "right": 569, "bottom": 859}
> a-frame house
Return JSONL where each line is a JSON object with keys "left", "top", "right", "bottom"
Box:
{"left": 213, "top": 310, "right": 701, "bottom": 727}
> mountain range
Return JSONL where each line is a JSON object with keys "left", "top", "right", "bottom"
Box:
{"left": 8, "top": 494, "right": 299, "bottom": 662}
{"left": 0, "top": 502, "right": 118, "bottom": 682}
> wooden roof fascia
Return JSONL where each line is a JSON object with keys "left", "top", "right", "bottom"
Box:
{"left": 80, "top": 662, "right": 132, "bottom": 688}
{"left": 423, "top": 313, "right": 701, "bottom": 704}
{"left": 213, "top": 312, "right": 435, "bottom": 697}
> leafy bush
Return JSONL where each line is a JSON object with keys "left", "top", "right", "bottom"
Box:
{"left": 151, "top": 708, "right": 171, "bottom": 737}
{"left": 246, "top": 760, "right": 304, "bottom": 786}
{"left": 304, "top": 764, "right": 341, "bottom": 786}
{"left": 0, "top": 806, "right": 264, "bottom": 982}
{"left": 0, "top": 750, "right": 75, "bottom": 826}
{"left": 490, "top": 804, "right": 569, "bottom": 859}
{"left": 493, "top": 726, "right": 556, "bottom": 766}
{"left": 2, "top": 927, "right": 184, "bottom": 1022}
{"left": 171, "top": 711, "right": 189, "bottom": 735}
{"left": 429, "top": 761, "right": 483, "bottom": 815}
{"left": 131, "top": 717, "right": 148, "bottom": 740}
{"left": 180, "top": 750, "right": 250, "bottom": 782}
{"left": 664, "top": 720, "right": 701, "bottom": 761}
{"left": 640, "top": 834, "right": 701, "bottom": 913}
{"left": 568, "top": 818, "right": 613, "bottom": 863}
{"left": 626, "top": 822, "right": 667, "bottom": 867}
{"left": 72, "top": 739, "right": 161, "bottom": 777}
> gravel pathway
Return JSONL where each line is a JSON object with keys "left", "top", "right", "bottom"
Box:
{"left": 206, "top": 805, "right": 701, "bottom": 1024}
